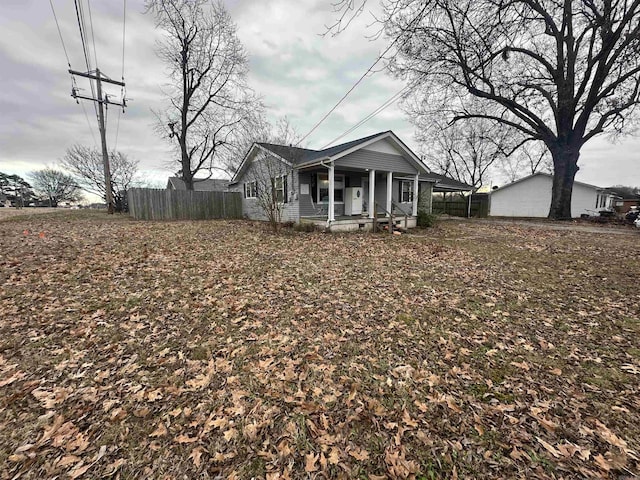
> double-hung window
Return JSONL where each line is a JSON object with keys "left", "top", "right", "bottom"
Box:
{"left": 273, "top": 175, "right": 288, "bottom": 203}
{"left": 400, "top": 181, "right": 414, "bottom": 203}
{"left": 244, "top": 181, "right": 257, "bottom": 199}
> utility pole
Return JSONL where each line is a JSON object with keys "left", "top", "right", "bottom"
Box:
{"left": 69, "top": 68, "right": 126, "bottom": 214}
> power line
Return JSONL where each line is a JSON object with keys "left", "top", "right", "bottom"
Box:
{"left": 321, "top": 84, "right": 410, "bottom": 149}
{"left": 113, "top": 110, "right": 122, "bottom": 153}
{"left": 113, "top": 0, "right": 127, "bottom": 154}
{"left": 80, "top": 99, "right": 98, "bottom": 146}
{"left": 49, "top": 0, "right": 71, "bottom": 67}
{"left": 49, "top": 0, "right": 98, "bottom": 146}
{"left": 121, "top": 0, "right": 126, "bottom": 81}
{"left": 74, "top": 0, "right": 99, "bottom": 123}
{"left": 86, "top": 0, "right": 99, "bottom": 70}
{"left": 74, "top": 0, "right": 91, "bottom": 74}
{"left": 298, "top": 5, "right": 428, "bottom": 145}
{"left": 297, "top": 41, "right": 397, "bottom": 145}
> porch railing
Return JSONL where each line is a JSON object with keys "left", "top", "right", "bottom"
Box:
{"left": 391, "top": 201, "right": 411, "bottom": 230}
{"left": 373, "top": 201, "right": 412, "bottom": 233}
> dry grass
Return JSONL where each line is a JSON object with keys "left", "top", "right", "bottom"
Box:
{"left": 0, "top": 211, "right": 638, "bottom": 479}
{"left": 0, "top": 207, "right": 62, "bottom": 220}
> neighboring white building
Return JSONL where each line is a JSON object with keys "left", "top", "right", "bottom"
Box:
{"left": 490, "top": 173, "right": 617, "bottom": 218}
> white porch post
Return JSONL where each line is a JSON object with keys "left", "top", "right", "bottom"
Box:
{"left": 412, "top": 173, "right": 419, "bottom": 216}
{"left": 386, "top": 171, "right": 393, "bottom": 216}
{"left": 368, "top": 169, "right": 376, "bottom": 219}
{"left": 328, "top": 162, "right": 335, "bottom": 222}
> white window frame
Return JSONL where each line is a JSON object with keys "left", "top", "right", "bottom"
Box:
{"left": 273, "top": 174, "right": 287, "bottom": 204}
{"left": 244, "top": 181, "right": 257, "bottom": 199}
{"left": 317, "top": 173, "right": 345, "bottom": 204}
{"left": 400, "top": 180, "right": 414, "bottom": 203}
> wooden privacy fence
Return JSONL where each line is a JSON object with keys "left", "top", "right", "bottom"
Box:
{"left": 128, "top": 188, "right": 242, "bottom": 221}
{"left": 432, "top": 194, "right": 489, "bottom": 218}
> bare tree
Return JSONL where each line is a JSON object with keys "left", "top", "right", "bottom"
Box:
{"left": 217, "top": 106, "right": 272, "bottom": 177}
{"left": 247, "top": 157, "right": 293, "bottom": 232}
{"left": 500, "top": 141, "right": 553, "bottom": 182}
{"left": 330, "top": 0, "right": 640, "bottom": 219}
{"left": 61, "top": 145, "right": 138, "bottom": 211}
{"left": 146, "top": 0, "right": 255, "bottom": 190}
{"left": 29, "top": 168, "right": 82, "bottom": 207}
{"left": 413, "top": 100, "right": 510, "bottom": 189}
{"left": 242, "top": 118, "right": 302, "bottom": 232}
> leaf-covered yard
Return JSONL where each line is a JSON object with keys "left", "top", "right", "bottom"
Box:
{"left": 1, "top": 211, "right": 638, "bottom": 479}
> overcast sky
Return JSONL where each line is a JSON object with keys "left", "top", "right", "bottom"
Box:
{"left": 1, "top": 0, "right": 639, "bottom": 195}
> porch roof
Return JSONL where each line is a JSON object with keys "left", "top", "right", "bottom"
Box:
{"left": 423, "top": 173, "right": 474, "bottom": 192}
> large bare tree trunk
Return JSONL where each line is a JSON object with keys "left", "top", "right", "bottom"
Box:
{"left": 182, "top": 153, "right": 194, "bottom": 191}
{"left": 548, "top": 146, "right": 580, "bottom": 220}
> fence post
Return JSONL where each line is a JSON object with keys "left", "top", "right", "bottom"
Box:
{"left": 222, "top": 192, "right": 226, "bottom": 219}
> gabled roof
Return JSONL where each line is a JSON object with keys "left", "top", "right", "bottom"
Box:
{"left": 256, "top": 131, "right": 397, "bottom": 166}
{"left": 231, "top": 131, "right": 431, "bottom": 184}
{"left": 167, "top": 177, "right": 229, "bottom": 191}
{"left": 492, "top": 172, "right": 605, "bottom": 193}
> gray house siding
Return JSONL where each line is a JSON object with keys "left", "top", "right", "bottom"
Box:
{"left": 334, "top": 150, "right": 418, "bottom": 175}
{"left": 230, "top": 155, "right": 300, "bottom": 222}
{"left": 392, "top": 179, "right": 413, "bottom": 215}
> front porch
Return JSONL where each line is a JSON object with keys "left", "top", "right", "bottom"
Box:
{"left": 297, "top": 165, "right": 420, "bottom": 231}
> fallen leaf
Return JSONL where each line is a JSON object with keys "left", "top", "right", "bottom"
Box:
{"left": 57, "top": 454, "right": 81, "bottom": 467}
{"left": 68, "top": 462, "right": 92, "bottom": 479}
{"left": 223, "top": 428, "right": 238, "bottom": 442}
{"left": 104, "top": 458, "right": 126, "bottom": 476}
{"left": 15, "top": 443, "right": 36, "bottom": 453}
{"left": 304, "top": 452, "right": 319, "bottom": 472}
{"left": 174, "top": 434, "right": 198, "bottom": 444}
{"left": 446, "top": 396, "right": 462, "bottom": 413}
{"left": 149, "top": 422, "right": 168, "bottom": 437}
{"left": 593, "top": 454, "right": 611, "bottom": 471}
{"left": 349, "top": 448, "right": 370, "bottom": 461}
{"left": 536, "top": 436, "right": 560, "bottom": 458}
{"left": 189, "top": 446, "right": 205, "bottom": 467}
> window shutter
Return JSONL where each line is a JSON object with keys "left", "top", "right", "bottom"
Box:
{"left": 283, "top": 175, "right": 288, "bottom": 203}
{"left": 244, "top": 183, "right": 247, "bottom": 199}
{"left": 399, "top": 181, "right": 403, "bottom": 202}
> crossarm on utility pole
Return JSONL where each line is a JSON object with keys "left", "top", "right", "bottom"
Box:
{"left": 71, "top": 92, "right": 126, "bottom": 107}
{"left": 69, "top": 69, "right": 125, "bottom": 87}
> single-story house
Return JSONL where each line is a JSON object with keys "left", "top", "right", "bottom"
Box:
{"left": 603, "top": 188, "right": 640, "bottom": 214}
{"left": 489, "top": 172, "right": 620, "bottom": 218}
{"left": 167, "top": 177, "right": 230, "bottom": 191}
{"left": 228, "top": 130, "right": 471, "bottom": 231}
{"left": 615, "top": 196, "right": 640, "bottom": 213}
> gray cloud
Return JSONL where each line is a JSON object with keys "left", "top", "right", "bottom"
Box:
{"left": 0, "top": 0, "right": 638, "bottom": 193}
